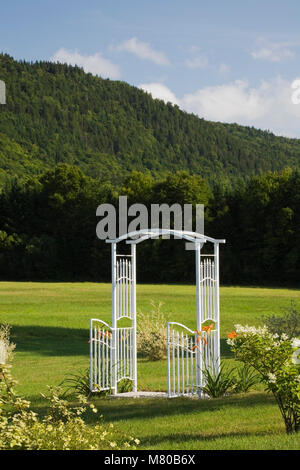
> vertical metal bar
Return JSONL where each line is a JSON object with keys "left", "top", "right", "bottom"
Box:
{"left": 214, "top": 242, "right": 220, "bottom": 375}
{"left": 130, "top": 328, "right": 133, "bottom": 379}
{"left": 201, "top": 262, "right": 203, "bottom": 324}
{"left": 129, "top": 261, "right": 132, "bottom": 318}
{"left": 126, "top": 260, "right": 128, "bottom": 317}
{"left": 181, "top": 332, "right": 184, "bottom": 395}
{"left": 122, "top": 260, "right": 124, "bottom": 318}
{"left": 120, "top": 261, "right": 122, "bottom": 318}
{"left": 131, "top": 244, "right": 137, "bottom": 392}
{"left": 177, "top": 331, "right": 180, "bottom": 395}
{"left": 102, "top": 329, "right": 105, "bottom": 387}
{"left": 89, "top": 320, "right": 93, "bottom": 391}
{"left": 121, "top": 328, "right": 123, "bottom": 379}
{"left": 106, "top": 331, "right": 109, "bottom": 388}
{"left": 128, "top": 328, "right": 131, "bottom": 378}
{"left": 190, "top": 336, "right": 193, "bottom": 394}
{"left": 205, "top": 260, "right": 207, "bottom": 321}
{"left": 167, "top": 323, "right": 170, "bottom": 397}
{"left": 172, "top": 329, "right": 175, "bottom": 396}
{"left": 94, "top": 326, "right": 97, "bottom": 387}
{"left": 186, "top": 334, "right": 189, "bottom": 394}
{"left": 98, "top": 329, "right": 101, "bottom": 388}
{"left": 195, "top": 331, "right": 201, "bottom": 397}
{"left": 208, "top": 260, "right": 211, "bottom": 321}
{"left": 195, "top": 243, "right": 201, "bottom": 332}
{"left": 123, "top": 328, "right": 126, "bottom": 378}
{"left": 111, "top": 243, "right": 117, "bottom": 394}
{"left": 125, "top": 329, "right": 127, "bottom": 377}
{"left": 118, "top": 328, "right": 121, "bottom": 379}
{"left": 116, "top": 261, "right": 119, "bottom": 320}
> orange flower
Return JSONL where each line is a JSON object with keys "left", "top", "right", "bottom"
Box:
{"left": 202, "top": 323, "right": 214, "bottom": 333}
{"left": 228, "top": 331, "right": 237, "bottom": 339}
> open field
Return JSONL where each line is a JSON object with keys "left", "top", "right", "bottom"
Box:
{"left": 1, "top": 282, "right": 300, "bottom": 450}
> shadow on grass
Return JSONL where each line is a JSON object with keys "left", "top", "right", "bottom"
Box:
{"left": 27, "top": 391, "right": 276, "bottom": 430}
{"left": 10, "top": 324, "right": 233, "bottom": 359}
{"left": 76, "top": 392, "right": 276, "bottom": 426}
{"left": 141, "top": 428, "right": 279, "bottom": 448}
{"left": 11, "top": 325, "right": 89, "bottom": 357}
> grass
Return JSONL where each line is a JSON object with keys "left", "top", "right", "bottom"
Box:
{"left": 1, "top": 281, "right": 300, "bottom": 449}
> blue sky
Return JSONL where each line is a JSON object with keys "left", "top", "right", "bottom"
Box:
{"left": 2, "top": 0, "right": 300, "bottom": 137}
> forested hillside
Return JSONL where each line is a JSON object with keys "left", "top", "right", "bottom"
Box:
{"left": 1, "top": 54, "right": 300, "bottom": 286}
{"left": 1, "top": 53, "right": 300, "bottom": 186}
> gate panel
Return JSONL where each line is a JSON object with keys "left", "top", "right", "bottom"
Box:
{"left": 167, "top": 322, "right": 200, "bottom": 398}
{"left": 90, "top": 319, "right": 113, "bottom": 392}
{"left": 116, "top": 257, "right": 133, "bottom": 320}
{"left": 199, "top": 256, "right": 219, "bottom": 383}
{"left": 90, "top": 319, "right": 134, "bottom": 393}
{"left": 116, "top": 327, "right": 134, "bottom": 383}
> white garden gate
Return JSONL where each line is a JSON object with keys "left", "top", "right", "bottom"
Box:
{"left": 90, "top": 229, "right": 225, "bottom": 397}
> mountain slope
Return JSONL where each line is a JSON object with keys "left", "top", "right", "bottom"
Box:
{"left": 1, "top": 53, "right": 300, "bottom": 185}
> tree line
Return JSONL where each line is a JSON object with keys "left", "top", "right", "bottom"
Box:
{"left": 0, "top": 164, "right": 299, "bottom": 286}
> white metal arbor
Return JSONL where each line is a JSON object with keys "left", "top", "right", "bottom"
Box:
{"left": 90, "top": 229, "right": 225, "bottom": 397}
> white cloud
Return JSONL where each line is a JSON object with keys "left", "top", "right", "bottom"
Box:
{"left": 251, "top": 41, "right": 295, "bottom": 62}
{"left": 116, "top": 37, "right": 170, "bottom": 65}
{"left": 139, "top": 82, "right": 179, "bottom": 105}
{"left": 139, "top": 78, "right": 300, "bottom": 138}
{"left": 51, "top": 48, "right": 121, "bottom": 79}
{"left": 181, "top": 80, "right": 266, "bottom": 121}
{"left": 185, "top": 55, "right": 208, "bottom": 69}
{"left": 181, "top": 78, "right": 300, "bottom": 137}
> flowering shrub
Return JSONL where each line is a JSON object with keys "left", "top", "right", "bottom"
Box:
{"left": 0, "top": 324, "right": 140, "bottom": 450}
{"left": 137, "top": 301, "right": 167, "bottom": 361}
{"left": 0, "top": 323, "right": 15, "bottom": 364}
{"left": 227, "top": 324, "right": 300, "bottom": 434}
{"left": 0, "top": 364, "right": 140, "bottom": 450}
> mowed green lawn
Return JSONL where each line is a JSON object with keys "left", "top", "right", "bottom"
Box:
{"left": 1, "top": 282, "right": 300, "bottom": 450}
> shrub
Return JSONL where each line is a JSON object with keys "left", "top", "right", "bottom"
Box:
{"left": 117, "top": 378, "right": 133, "bottom": 393}
{"left": 0, "top": 323, "right": 15, "bottom": 364}
{"left": 137, "top": 301, "right": 167, "bottom": 361}
{"left": 0, "top": 365, "right": 139, "bottom": 450}
{"left": 60, "top": 368, "right": 92, "bottom": 399}
{"left": 61, "top": 370, "right": 133, "bottom": 398}
{"left": 0, "top": 324, "right": 140, "bottom": 450}
{"left": 200, "top": 360, "right": 236, "bottom": 398}
{"left": 233, "top": 364, "right": 259, "bottom": 393}
{"left": 228, "top": 324, "right": 300, "bottom": 434}
{"left": 262, "top": 301, "right": 300, "bottom": 338}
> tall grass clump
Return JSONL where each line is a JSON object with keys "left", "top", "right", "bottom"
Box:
{"left": 137, "top": 301, "right": 167, "bottom": 361}
{"left": 262, "top": 300, "right": 300, "bottom": 338}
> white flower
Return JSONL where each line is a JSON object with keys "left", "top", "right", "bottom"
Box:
{"left": 292, "top": 348, "right": 300, "bottom": 365}
{"left": 281, "top": 333, "right": 289, "bottom": 341}
{"left": 291, "top": 338, "right": 300, "bottom": 349}
{"left": 267, "top": 373, "right": 276, "bottom": 383}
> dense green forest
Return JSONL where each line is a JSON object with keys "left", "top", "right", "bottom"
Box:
{"left": 1, "top": 53, "right": 300, "bottom": 188}
{"left": 1, "top": 54, "right": 300, "bottom": 286}
{"left": 0, "top": 164, "right": 299, "bottom": 286}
